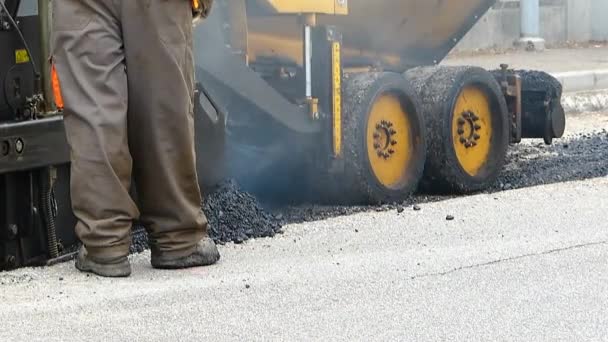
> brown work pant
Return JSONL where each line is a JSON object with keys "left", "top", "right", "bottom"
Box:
{"left": 52, "top": 0, "right": 207, "bottom": 260}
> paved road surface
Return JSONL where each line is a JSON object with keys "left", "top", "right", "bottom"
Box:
{"left": 1, "top": 177, "right": 607, "bottom": 341}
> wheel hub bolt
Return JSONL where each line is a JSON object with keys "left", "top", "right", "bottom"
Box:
{"left": 457, "top": 111, "right": 484, "bottom": 148}
{"left": 374, "top": 119, "right": 398, "bottom": 160}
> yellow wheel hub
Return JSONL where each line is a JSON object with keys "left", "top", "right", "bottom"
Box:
{"left": 452, "top": 85, "right": 493, "bottom": 176}
{"left": 366, "top": 93, "right": 414, "bottom": 188}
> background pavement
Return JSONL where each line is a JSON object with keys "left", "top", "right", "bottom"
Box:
{"left": 444, "top": 46, "right": 608, "bottom": 73}
{"left": 444, "top": 46, "right": 608, "bottom": 95}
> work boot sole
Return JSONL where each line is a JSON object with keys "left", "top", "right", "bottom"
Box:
{"left": 151, "top": 238, "right": 221, "bottom": 270}
{"left": 75, "top": 249, "right": 131, "bottom": 278}
{"left": 151, "top": 252, "right": 220, "bottom": 270}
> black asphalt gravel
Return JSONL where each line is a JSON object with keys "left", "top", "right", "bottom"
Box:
{"left": 128, "top": 128, "right": 607, "bottom": 253}
{"left": 203, "top": 179, "right": 283, "bottom": 244}
{"left": 494, "top": 129, "right": 608, "bottom": 191}
{"left": 130, "top": 179, "right": 283, "bottom": 253}
{"left": 275, "top": 129, "right": 608, "bottom": 224}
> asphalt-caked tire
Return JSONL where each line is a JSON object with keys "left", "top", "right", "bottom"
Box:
{"left": 338, "top": 72, "right": 427, "bottom": 204}
{"left": 405, "top": 66, "right": 509, "bottom": 193}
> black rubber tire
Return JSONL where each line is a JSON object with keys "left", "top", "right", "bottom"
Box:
{"left": 337, "top": 72, "right": 427, "bottom": 204}
{"left": 405, "top": 66, "right": 510, "bottom": 194}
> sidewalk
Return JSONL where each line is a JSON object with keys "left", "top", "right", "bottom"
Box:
{"left": 443, "top": 46, "right": 608, "bottom": 94}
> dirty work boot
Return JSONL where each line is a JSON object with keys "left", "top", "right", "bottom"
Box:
{"left": 151, "top": 237, "right": 220, "bottom": 269}
{"left": 75, "top": 246, "right": 132, "bottom": 278}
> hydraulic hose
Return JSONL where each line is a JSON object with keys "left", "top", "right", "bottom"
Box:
{"left": 40, "top": 168, "right": 59, "bottom": 259}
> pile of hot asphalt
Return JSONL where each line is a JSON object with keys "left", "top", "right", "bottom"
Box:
{"left": 130, "top": 180, "right": 283, "bottom": 254}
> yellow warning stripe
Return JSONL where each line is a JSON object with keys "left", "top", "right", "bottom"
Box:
{"left": 332, "top": 41, "right": 342, "bottom": 157}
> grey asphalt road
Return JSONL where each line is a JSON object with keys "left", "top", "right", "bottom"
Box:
{"left": 1, "top": 176, "right": 607, "bottom": 342}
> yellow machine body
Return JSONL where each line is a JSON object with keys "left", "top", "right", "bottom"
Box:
{"left": 246, "top": 0, "right": 493, "bottom": 68}
{"left": 259, "top": 0, "right": 349, "bottom": 15}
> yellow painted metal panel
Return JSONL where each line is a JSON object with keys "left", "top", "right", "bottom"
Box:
{"left": 15, "top": 49, "right": 30, "bottom": 64}
{"left": 246, "top": 0, "right": 495, "bottom": 68}
{"left": 260, "top": 0, "right": 348, "bottom": 14}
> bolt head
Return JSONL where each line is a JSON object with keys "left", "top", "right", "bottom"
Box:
{"left": 8, "top": 224, "right": 18, "bottom": 237}
{"left": 457, "top": 118, "right": 466, "bottom": 125}
{"left": 1, "top": 141, "right": 9, "bottom": 156}
{"left": 373, "top": 143, "right": 381, "bottom": 149}
{"left": 473, "top": 134, "right": 481, "bottom": 140}
{"left": 390, "top": 140, "right": 397, "bottom": 146}
{"left": 388, "top": 149, "right": 395, "bottom": 154}
{"left": 15, "top": 139, "right": 24, "bottom": 154}
{"left": 457, "top": 128, "right": 465, "bottom": 135}
{"left": 459, "top": 137, "right": 467, "bottom": 144}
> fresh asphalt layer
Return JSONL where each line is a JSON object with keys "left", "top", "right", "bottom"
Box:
{"left": 1, "top": 176, "right": 607, "bottom": 341}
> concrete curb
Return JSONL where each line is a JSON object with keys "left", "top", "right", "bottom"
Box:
{"left": 551, "top": 69, "right": 608, "bottom": 94}
{"left": 548, "top": 70, "right": 608, "bottom": 114}
{"left": 562, "top": 91, "right": 608, "bottom": 115}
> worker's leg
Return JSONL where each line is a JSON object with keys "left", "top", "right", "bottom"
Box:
{"left": 121, "top": 0, "right": 208, "bottom": 258}
{"left": 52, "top": 0, "right": 138, "bottom": 260}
